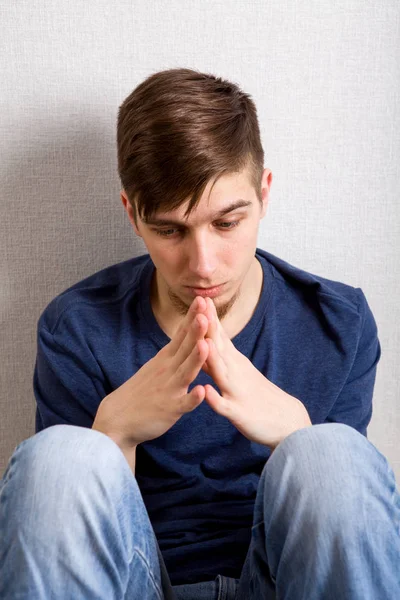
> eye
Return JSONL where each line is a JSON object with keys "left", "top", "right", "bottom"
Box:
{"left": 152, "top": 220, "right": 241, "bottom": 238}
{"left": 216, "top": 221, "right": 240, "bottom": 230}
{"left": 154, "top": 228, "right": 180, "bottom": 237}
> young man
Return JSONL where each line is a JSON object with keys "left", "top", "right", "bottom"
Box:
{"left": 1, "top": 68, "right": 399, "bottom": 600}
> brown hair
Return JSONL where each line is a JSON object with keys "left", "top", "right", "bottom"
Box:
{"left": 117, "top": 68, "right": 264, "bottom": 225}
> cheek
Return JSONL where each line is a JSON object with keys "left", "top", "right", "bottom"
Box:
{"left": 227, "top": 225, "right": 257, "bottom": 253}
{"left": 149, "top": 243, "right": 183, "bottom": 275}
{"left": 229, "top": 227, "right": 258, "bottom": 266}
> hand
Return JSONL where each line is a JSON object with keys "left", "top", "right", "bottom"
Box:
{"left": 202, "top": 297, "right": 312, "bottom": 449}
{"left": 93, "top": 296, "right": 210, "bottom": 448}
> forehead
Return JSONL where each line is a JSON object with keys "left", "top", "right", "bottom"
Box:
{"left": 156, "top": 168, "right": 254, "bottom": 221}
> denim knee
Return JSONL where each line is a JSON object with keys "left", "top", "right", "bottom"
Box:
{"left": 260, "top": 422, "right": 397, "bottom": 529}
{"left": 1, "top": 424, "right": 136, "bottom": 517}
{"left": 0, "top": 424, "right": 145, "bottom": 568}
{"left": 4, "top": 425, "right": 131, "bottom": 487}
{"left": 269, "top": 421, "right": 390, "bottom": 478}
{"left": 0, "top": 429, "right": 165, "bottom": 599}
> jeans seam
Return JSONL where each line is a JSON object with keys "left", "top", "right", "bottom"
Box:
{"left": 387, "top": 463, "right": 400, "bottom": 538}
{"left": 217, "top": 574, "right": 224, "bottom": 600}
{"left": 128, "top": 547, "right": 163, "bottom": 600}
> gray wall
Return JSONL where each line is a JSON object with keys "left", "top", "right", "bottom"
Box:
{"left": 1, "top": 1, "right": 399, "bottom": 481}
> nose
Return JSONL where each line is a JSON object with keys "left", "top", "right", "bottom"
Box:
{"left": 186, "top": 231, "right": 217, "bottom": 281}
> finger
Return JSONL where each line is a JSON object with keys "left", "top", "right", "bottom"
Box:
{"left": 172, "top": 312, "right": 209, "bottom": 368}
{"left": 204, "top": 297, "right": 218, "bottom": 340}
{"left": 205, "top": 296, "right": 215, "bottom": 321}
{"left": 186, "top": 384, "right": 206, "bottom": 411}
{"left": 209, "top": 297, "right": 225, "bottom": 334}
{"left": 205, "top": 298, "right": 225, "bottom": 352}
{"left": 175, "top": 338, "right": 209, "bottom": 388}
{"left": 168, "top": 296, "right": 207, "bottom": 354}
{"left": 206, "top": 297, "right": 231, "bottom": 349}
{"left": 204, "top": 383, "right": 224, "bottom": 414}
{"left": 175, "top": 384, "right": 205, "bottom": 416}
{"left": 204, "top": 337, "right": 227, "bottom": 388}
{"left": 201, "top": 360, "right": 211, "bottom": 376}
{"left": 208, "top": 316, "right": 220, "bottom": 346}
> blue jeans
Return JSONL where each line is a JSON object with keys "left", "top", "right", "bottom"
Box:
{"left": 1, "top": 423, "right": 399, "bottom": 599}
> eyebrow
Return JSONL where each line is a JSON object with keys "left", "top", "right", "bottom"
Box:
{"left": 143, "top": 200, "right": 253, "bottom": 226}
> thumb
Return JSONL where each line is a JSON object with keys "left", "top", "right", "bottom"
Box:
{"left": 203, "top": 384, "right": 227, "bottom": 417}
{"left": 185, "top": 384, "right": 206, "bottom": 411}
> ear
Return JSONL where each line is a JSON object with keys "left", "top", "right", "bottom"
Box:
{"left": 260, "top": 168, "right": 272, "bottom": 219}
{"left": 120, "top": 189, "right": 142, "bottom": 237}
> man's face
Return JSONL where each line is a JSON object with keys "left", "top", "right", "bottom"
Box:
{"left": 122, "top": 166, "right": 272, "bottom": 319}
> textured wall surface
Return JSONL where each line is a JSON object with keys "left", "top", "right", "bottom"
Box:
{"left": 1, "top": 1, "right": 399, "bottom": 483}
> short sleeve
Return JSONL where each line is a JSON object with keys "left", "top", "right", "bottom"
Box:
{"left": 325, "top": 288, "right": 381, "bottom": 437}
{"left": 34, "top": 323, "right": 108, "bottom": 433}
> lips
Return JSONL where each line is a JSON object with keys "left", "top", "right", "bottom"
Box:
{"left": 185, "top": 284, "right": 225, "bottom": 298}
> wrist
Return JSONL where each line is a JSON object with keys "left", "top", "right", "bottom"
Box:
{"left": 92, "top": 407, "right": 138, "bottom": 474}
{"left": 270, "top": 403, "right": 312, "bottom": 452}
{"left": 92, "top": 397, "right": 138, "bottom": 452}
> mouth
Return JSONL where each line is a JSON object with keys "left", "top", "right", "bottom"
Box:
{"left": 184, "top": 283, "right": 225, "bottom": 298}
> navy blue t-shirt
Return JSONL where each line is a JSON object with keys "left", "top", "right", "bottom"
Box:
{"left": 34, "top": 248, "right": 381, "bottom": 585}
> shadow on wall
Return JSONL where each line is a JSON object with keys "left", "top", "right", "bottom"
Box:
{"left": 0, "top": 116, "right": 147, "bottom": 475}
